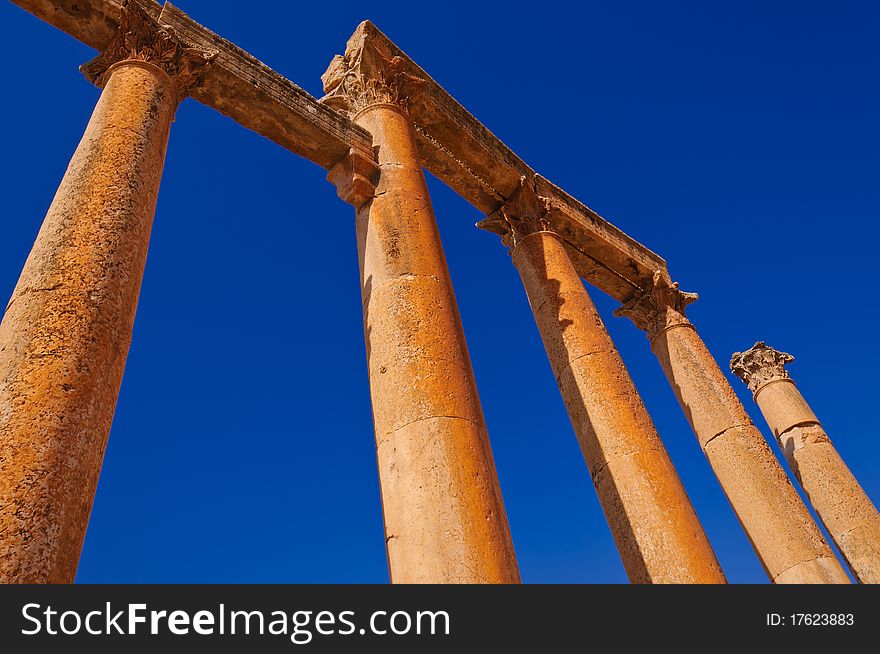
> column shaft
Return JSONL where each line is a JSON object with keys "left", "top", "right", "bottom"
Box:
{"left": 617, "top": 275, "right": 850, "bottom": 583}
{"left": 0, "top": 62, "right": 177, "bottom": 582}
{"left": 512, "top": 231, "right": 724, "bottom": 583}
{"left": 731, "top": 343, "right": 880, "bottom": 584}
{"left": 351, "top": 103, "right": 519, "bottom": 583}
{"left": 653, "top": 326, "right": 849, "bottom": 582}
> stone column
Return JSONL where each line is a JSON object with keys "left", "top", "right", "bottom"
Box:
{"left": 615, "top": 274, "right": 849, "bottom": 583}
{"left": 322, "top": 40, "right": 519, "bottom": 583}
{"left": 731, "top": 342, "right": 880, "bottom": 583}
{"left": 478, "top": 179, "right": 724, "bottom": 583}
{"left": 0, "top": 1, "right": 215, "bottom": 583}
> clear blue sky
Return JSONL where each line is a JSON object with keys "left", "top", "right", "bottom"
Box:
{"left": 1, "top": 1, "right": 877, "bottom": 583}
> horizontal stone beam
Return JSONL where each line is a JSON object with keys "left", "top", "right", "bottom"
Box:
{"left": 10, "top": 0, "right": 373, "bottom": 169}
{"left": 7, "top": 0, "right": 140, "bottom": 50}
{"left": 159, "top": 3, "right": 372, "bottom": 168}
{"left": 347, "top": 21, "right": 670, "bottom": 302}
{"left": 11, "top": 2, "right": 669, "bottom": 300}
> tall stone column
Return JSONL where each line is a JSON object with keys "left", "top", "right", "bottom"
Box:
{"left": 731, "top": 342, "right": 880, "bottom": 583}
{"left": 322, "top": 40, "right": 519, "bottom": 583}
{"left": 478, "top": 179, "right": 724, "bottom": 583}
{"left": 0, "top": 1, "right": 215, "bottom": 583}
{"left": 615, "top": 275, "right": 849, "bottom": 583}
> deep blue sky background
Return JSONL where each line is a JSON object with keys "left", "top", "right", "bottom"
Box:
{"left": 1, "top": 1, "right": 877, "bottom": 583}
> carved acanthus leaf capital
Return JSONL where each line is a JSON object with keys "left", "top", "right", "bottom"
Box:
{"left": 320, "top": 38, "right": 425, "bottom": 116}
{"left": 730, "top": 342, "right": 794, "bottom": 393}
{"left": 477, "top": 176, "right": 553, "bottom": 250}
{"left": 80, "top": 0, "right": 217, "bottom": 101}
{"left": 614, "top": 271, "right": 698, "bottom": 339}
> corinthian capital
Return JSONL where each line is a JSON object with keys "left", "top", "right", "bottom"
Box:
{"left": 477, "top": 176, "right": 553, "bottom": 249}
{"left": 320, "top": 36, "right": 425, "bottom": 116}
{"left": 614, "top": 272, "right": 698, "bottom": 339}
{"left": 730, "top": 342, "right": 794, "bottom": 393}
{"left": 80, "top": 0, "right": 217, "bottom": 101}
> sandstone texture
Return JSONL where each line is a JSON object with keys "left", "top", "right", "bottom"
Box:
{"left": 0, "top": 62, "right": 176, "bottom": 583}
{"left": 481, "top": 181, "right": 724, "bottom": 583}
{"left": 7, "top": 0, "right": 872, "bottom": 587}
{"left": 12, "top": 1, "right": 670, "bottom": 302}
{"left": 617, "top": 278, "right": 850, "bottom": 584}
{"left": 329, "top": 90, "right": 519, "bottom": 582}
{"left": 732, "top": 343, "right": 880, "bottom": 584}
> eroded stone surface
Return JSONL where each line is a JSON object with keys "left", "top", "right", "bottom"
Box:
{"left": 9, "top": 0, "right": 868, "bottom": 587}
{"left": 730, "top": 341, "right": 794, "bottom": 394}
{"left": 704, "top": 425, "right": 847, "bottom": 582}
{"left": 477, "top": 177, "right": 551, "bottom": 250}
{"left": 378, "top": 416, "right": 516, "bottom": 584}
{"left": 0, "top": 1, "right": 215, "bottom": 584}
{"left": 731, "top": 343, "right": 880, "bottom": 584}
{"left": 495, "top": 217, "right": 724, "bottom": 583}
{"left": 324, "top": 50, "right": 519, "bottom": 582}
{"left": 326, "top": 148, "right": 380, "bottom": 209}
{"left": 0, "top": 63, "right": 177, "bottom": 583}
{"left": 618, "top": 278, "right": 849, "bottom": 583}
{"left": 11, "top": 1, "right": 674, "bottom": 300}
{"left": 80, "top": 0, "right": 216, "bottom": 100}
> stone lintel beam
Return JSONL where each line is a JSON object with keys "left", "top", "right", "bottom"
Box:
{"left": 13, "top": 1, "right": 671, "bottom": 300}
{"left": 340, "top": 20, "right": 670, "bottom": 303}
{"left": 158, "top": 3, "right": 373, "bottom": 168}
{"left": 9, "top": 0, "right": 374, "bottom": 169}
{"left": 7, "top": 0, "right": 151, "bottom": 50}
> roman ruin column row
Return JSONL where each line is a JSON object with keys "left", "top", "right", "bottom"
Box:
{"left": 731, "top": 343, "right": 880, "bottom": 584}
{"left": 0, "top": 2, "right": 216, "bottom": 582}
{"left": 477, "top": 179, "right": 725, "bottom": 584}
{"left": 2, "top": 2, "right": 876, "bottom": 585}
{"left": 614, "top": 279, "right": 850, "bottom": 583}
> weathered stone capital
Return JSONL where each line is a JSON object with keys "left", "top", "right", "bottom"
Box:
{"left": 614, "top": 271, "right": 698, "bottom": 340}
{"left": 476, "top": 176, "right": 553, "bottom": 250}
{"left": 80, "top": 0, "right": 217, "bottom": 102}
{"left": 327, "top": 147, "right": 381, "bottom": 209}
{"left": 320, "top": 36, "right": 425, "bottom": 117}
{"left": 730, "top": 342, "right": 794, "bottom": 393}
